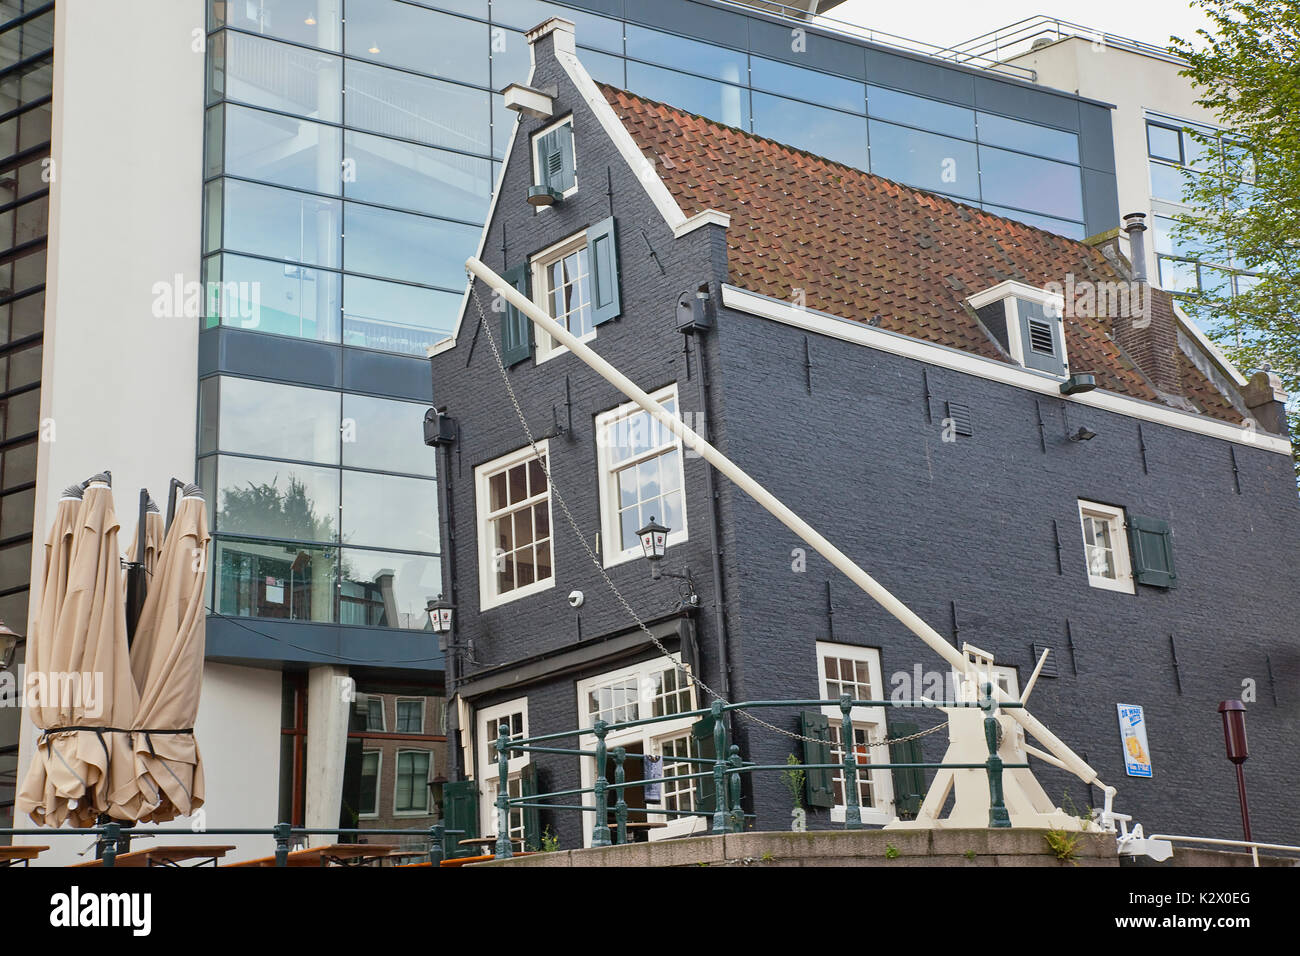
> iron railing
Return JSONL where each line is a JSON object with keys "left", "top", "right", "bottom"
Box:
{"left": 490, "top": 684, "right": 1026, "bottom": 860}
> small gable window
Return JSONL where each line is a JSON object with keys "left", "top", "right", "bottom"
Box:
{"left": 967, "top": 281, "right": 1069, "bottom": 377}
{"left": 532, "top": 116, "right": 576, "bottom": 199}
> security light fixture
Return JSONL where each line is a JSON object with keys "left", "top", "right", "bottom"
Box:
{"left": 527, "top": 184, "right": 563, "bottom": 207}
{"left": 1060, "top": 373, "right": 1097, "bottom": 395}
{"left": 1069, "top": 426, "right": 1097, "bottom": 442}
{"left": 427, "top": 598, "right": 454, "bottom": 651}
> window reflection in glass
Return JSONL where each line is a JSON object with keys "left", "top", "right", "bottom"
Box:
{"left": 207, "top": 253, "right": 342, "bottom": 341}
{"left": 209, "top": 31, "right": 343, "bottom": 122}
{"left": 1149, "top": 161, "right": 1189, "bottom": 204}
{"left": 752, "top": 92, "right": 867, "bottom": 169}
{"left": 207, "top": 377, "right": 341, "bottom": 463}
{"left": 214, "top": 537, "right": 337, "bottom": 622}
{"left": 751, "top": 56, "right": 864, "bottom": 113}
{"left": 343, "top": 129, "right": 492, "bottom": 222}
{"left": 213, "top": 0, "right": 342, "bottom": 51}
{"left": 625, "top": 25, "right": 745, "bottom": 85}
{"left": 214, "top": 455, "right": 340, "bottom": 542}
{"left": 343, "top": 0, "right": 487, "bottom": 86}
{"left": 976, "top": 112, "right": 1078, "bottom": 163}
{"left": 868, "top": 120, "right": 979, "bottom": 200}
{"left": 223, "top": 179, "right": 341, "bottom": 267}
{"left": 626, "top": 62, "right": 748, "bottom": 130}
{"left": 342, "top": 393, "right": 438, "bottom": 475}
{"left": 223, "top": 104, "right": 343, "bottom": 195}
{"left": 978, "top": 145, "right": 1083, "bottom": 222}
{"left": 343, "top": 203, "right": 479, "bottom": 287}
{"left": 341, "top": 471, "right": 439, "bottom": 553}
{"left": 981, "top": 204, "right": 1084, "bottom": 239}
{"left": 868, "top": 86, "right": 974, "bottom": 139}
{"left": 490, "top": 0, "right": 625, "bottom": 52}
{"left": 342, "top": 275, "right": 460, "bottom": 355}
{"left": 344, "top": 59, "right": 490, "bottom": 154}
{"left": 339, "top": 548, "right": 441, "bottom": 629}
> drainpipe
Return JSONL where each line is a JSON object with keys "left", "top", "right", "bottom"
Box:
{"left": 434, "top": 430, "right": 463, "bottom": 780}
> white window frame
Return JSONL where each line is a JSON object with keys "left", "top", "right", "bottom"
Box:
{"left": 950, "top": 663, "right": 1020, "bottom": 702}
{"left": 474, "top": 441, "right": 555, "bottom": 610}
{"left": 395, "top": 697, "right": 424, "bottom": 735}
{"left": 392, "top": 748, "right": 433, "bottom": 817}
{"left": 1077, "top": 499, "right": 1134, "bottom": 594}
{"left": 575, "top": 655, "right": 707, "bottom": 847}
{"left": 531, "top": 115, "right": 578, "bottom": 205}
{"left": 477, "top": 697, "right": 529, "bottom": 839}
{"left": 531, "top": 229, "right": 596, "bottom": 363}
{"left": 966, "top": 280, "right": 1069, "bottom": 375}
{"left": 358, "top": 749, "right": 381, "bottom": 820}
{"left": 595, "top": 384, "right": 689, "bottom": 567}
{"left": 815, "top": 642, "right": 895, "bottom": 825}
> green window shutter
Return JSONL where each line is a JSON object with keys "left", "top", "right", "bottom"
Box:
{"left": 587, "top": 216, "right": 621, "bottom": 326}
{"left": 520, "top": 764, "right": 542, "bottom": 851}
{"left": 690, "top": 714, "right": 717, "bottom": 814}
{"left": 442, "top": 778, "right": 479, "bottom": 858}
{"left": 800, "top": 711, "right": 835, "bottom": 808}
{"left": 536, "top": 123, "right": 575, "bottom": 193}
{"left": 498, "top": 262, "right": 532, "bottom": 367}
{"left": 1128, "top": 515, "right": 1176, "bottom": 588}
{"left": 887, "top": 721, "right": 925, "bottom": 820}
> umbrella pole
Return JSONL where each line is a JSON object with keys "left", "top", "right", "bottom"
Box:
{"left": 124, "top": 488, "right": 149, "bottom": 646}
{"left": 164, "top": 477, "right": 184, "bottom": 532}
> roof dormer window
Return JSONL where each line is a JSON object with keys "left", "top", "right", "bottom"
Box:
{"left": 530, "top": 116, "right": 576, "bottom": 207}
{"left": 966, "top": 281, "right": 1068, "bottom": 377}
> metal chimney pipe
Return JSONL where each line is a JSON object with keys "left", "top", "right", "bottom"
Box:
{"left": 1123, "top": 212, "right": 1149, "bottom": 284}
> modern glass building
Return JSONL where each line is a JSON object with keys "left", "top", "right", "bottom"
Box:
{"left": 0, "top": 0, "right": 52, "bottom": 834}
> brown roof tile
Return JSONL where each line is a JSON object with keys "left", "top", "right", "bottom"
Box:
{"left": 600, "top": 84, "right": 1233, "bottom": 412}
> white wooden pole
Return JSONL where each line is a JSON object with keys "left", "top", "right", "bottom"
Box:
{"left": 465, "top": 256, "right": 1111, "bottom": 795}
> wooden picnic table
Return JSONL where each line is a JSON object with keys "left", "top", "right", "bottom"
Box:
{"left": 457, "top": 835, "right": 523, "bottom": 850}
{"left": 226, "top": 843, "right": 398, "bottom": 867}
{"left": 74, "top": 845, "right": 236, "bottom": 868}
{"left": 0, "top": 845, "right": 48, "bottom": 867}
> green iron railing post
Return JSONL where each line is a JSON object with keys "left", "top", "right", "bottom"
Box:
{"left": 273, "top": 822, "right": 291, "bottom": 866}
{"left": 840, "top": 694, "right": 863, "bottom": 829}
{"left": 495, "top": 722, "right": 515, "bottom": 859}
{"left": 981, "top": 682, "right": 1012, "bottom": 828}
{"left": 429, "top": 824, "right": 445, "bottom": 866}
{"left": 100, "top": 822, "right": 120, "bottom": 868}
{"left": 710, "top": 700, "right": 729, "bottom": 834}
{"left": 613, "top": 747, "right": 628, "bottom": 845}
{"left": 591, "top": 720, "right": 612, "bottom": 848}
{"left": 727, "top": 744, "right": 744, "bottom": 832}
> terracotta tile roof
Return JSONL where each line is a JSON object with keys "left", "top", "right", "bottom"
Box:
{"left": 599, "top": 84, "right": 1244, "bottom": 423}
{"left": 1179, "top": 352, "right": 1244, "bottom": 424}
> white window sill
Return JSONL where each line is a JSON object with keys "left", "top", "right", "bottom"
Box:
{"left": 479, "top": 577, "right": 556, "bottom": 611}
{"left": 830, "top": 806, "right": 895, "bottom": 826}
{"left": 1085, "top": 574, "right": 1134, "bottom": 595}
{"left": 536, "top": 328, "right": 597, "bottom": 365}
{"left": 601, "top": 531, "right": 689, "bottom": 570}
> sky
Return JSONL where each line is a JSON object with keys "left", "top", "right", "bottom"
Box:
{"left": 825, "top": 0, "right": 1213, "bottom": 54}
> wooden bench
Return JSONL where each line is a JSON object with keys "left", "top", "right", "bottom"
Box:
{"left": 226, "top": 843, "right": 397, "bottom": 867}
{"left": 0, "top": 845, "right": 48, "bottom": 867}
{"left": 74, "top": 845, "right": 236, "bottom": 868}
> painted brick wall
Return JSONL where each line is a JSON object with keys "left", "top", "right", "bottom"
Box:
{"left": 431, "top": 30, "right": 1300, "bottom": 850}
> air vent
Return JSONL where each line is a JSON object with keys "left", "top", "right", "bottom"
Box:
{"left": 945, "top": 401, "right": 973, "bottom": 437}
{"left": 1027, "top": 319, "right": 1056, "bottom": 355}
{"left": 1030, "top": 643, "right": 1058, "bottom": 678}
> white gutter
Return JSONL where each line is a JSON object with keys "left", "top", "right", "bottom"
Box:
{"left": 466, "top": 255, "right": 1112, "bottom": 798}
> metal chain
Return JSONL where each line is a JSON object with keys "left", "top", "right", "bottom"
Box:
{"left": 469, "top": 284, "right": 944, "bottom": 751}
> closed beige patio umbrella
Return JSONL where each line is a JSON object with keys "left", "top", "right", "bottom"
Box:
{"left": 115, "top": 485, "right": 210, "bottom": 823}
{"left": 124, "top": 499, "right": 164, "bottom": 578}
{"left": 18, "top": 477, "right": 139, "bottom": 826}
{"left": 15, "top": 485, "right": 83, "bottom": 826}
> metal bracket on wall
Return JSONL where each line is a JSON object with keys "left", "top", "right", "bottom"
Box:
{"left": 1066, "top": 619, "right": 1079, "bottom": 676}
{"left": 1051, "top": 519, "right": 1063, "bottom": 574}
{"left": 921, "top": 368, "right": 933, "bottom": 423}
{"left": 1168, "top": 634, "right": 1182, "bottom": 694}
{"left": 1137, "top": 423, "right": 1149, "bottom": 474}
{"left": 803, "top": 336, "right": 814, "bottom": 395}
{"left": 1034, "top": 399, "right": 1046, "bottom": 453}
{"left": 1230, "top": 445, "right": 1242, "bottom": 494}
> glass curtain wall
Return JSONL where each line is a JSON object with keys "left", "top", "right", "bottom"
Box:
{"left": 0, "top": 0, "right": 53, "bottom": 837}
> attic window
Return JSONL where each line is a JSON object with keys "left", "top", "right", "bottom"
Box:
{"left": 531, "top": 116, "right": 576, "bottom": 203}
{"left": 965, "top": 281, "right": 1069, "bottom": 378}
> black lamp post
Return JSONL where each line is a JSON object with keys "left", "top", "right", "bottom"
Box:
{"left": 426, "top": 597, "right": 455, "bottom": 651}
{"left": 1218, "top": 700, "right": 1252, "bottom": 843}
{"left": 635, "top": 517, "right": 698, "bottom": 607}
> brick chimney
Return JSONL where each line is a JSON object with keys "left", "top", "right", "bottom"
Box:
{"left": 1242, "top": 368, "right": 1289, "bottom": 435}
{"left": 1111, "top": 212, "right": 1183, "bottom": 397}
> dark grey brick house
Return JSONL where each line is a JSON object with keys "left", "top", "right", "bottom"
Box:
{"left": 427, "top": 18, "right": 1300, "bottom": 852}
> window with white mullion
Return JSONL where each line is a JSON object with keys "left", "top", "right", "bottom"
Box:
{"left": 827, "top": 723, "right": 876, "bottom": 809}
{"left": 476, "top": 443, "right": 554, "bottom": 607}
{"left": 547, "top": 244, "right": 593, "bottom": 338}
{"left": 1077, "top": 500, "right": 1134, "bottom": 594}
{"left": 654, "top": 732, "right": 697, "bottom": 814}
{"left": 815, "top": 641, "right": 894, "bottom": 823}
{"left": 484, "top": 775, "right": 526, "bottom": 843}
{"left": 597, "top": 386, "right": 688, "bottom": 565}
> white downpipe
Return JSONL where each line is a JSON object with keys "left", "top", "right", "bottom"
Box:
{"left": 466, "top": 256, "right": 1111, "bottom": 796}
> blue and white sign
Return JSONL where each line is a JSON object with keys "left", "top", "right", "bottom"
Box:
{"left": 1117, "top": 703, "right": 1152, "bottom": 777}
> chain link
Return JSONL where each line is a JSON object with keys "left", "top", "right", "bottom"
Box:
{"left": 468, "top": 285, "right": 947, "bottom": 752}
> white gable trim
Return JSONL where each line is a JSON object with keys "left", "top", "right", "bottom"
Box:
{"left": 722, "top": 285, "right": 1290, "bottom": 456}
